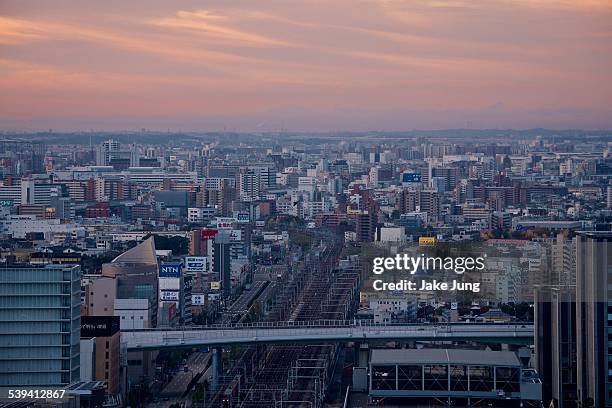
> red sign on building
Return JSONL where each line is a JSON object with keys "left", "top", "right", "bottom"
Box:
{"left": 201, "top": 229, "right": 219, "bottom": 240}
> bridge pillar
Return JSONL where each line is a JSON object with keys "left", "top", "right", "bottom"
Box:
{"left": 212, "top": 347, "right": 223, "bottom": 391}
{"left": 354, "top": 342, "right": 369, "bottom": 368}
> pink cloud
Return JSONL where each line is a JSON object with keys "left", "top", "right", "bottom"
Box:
{"left": 0, "top": 0, "right": 610, "bottom": 130}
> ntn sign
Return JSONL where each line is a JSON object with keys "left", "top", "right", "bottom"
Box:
{"left": 160, "top": 262, "right": 182, "bottom": 277}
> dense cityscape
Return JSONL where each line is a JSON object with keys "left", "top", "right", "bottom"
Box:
{"left": 2, "top": 0, "right": 612, "bottom": 406}
{"left": 0, "top": 129, "right": 610, "bottom": 407}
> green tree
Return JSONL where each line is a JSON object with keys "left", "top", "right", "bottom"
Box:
{"left": 149, "top": 235, "right": 189, "bottom": 255}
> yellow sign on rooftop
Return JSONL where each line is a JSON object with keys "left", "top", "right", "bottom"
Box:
{"left": 418, "top": 237, "right": 436, "bottom": 246}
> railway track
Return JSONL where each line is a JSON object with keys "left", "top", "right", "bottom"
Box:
{"left": 209, "top": 230, "right": 358, "bottom": 408}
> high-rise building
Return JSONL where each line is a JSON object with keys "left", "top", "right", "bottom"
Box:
{"left": 189, "top": 228, "right": 217, "bottom": 256}
{"left": 356, "top": 211, "right": 376, "bottom": 243}
{"left": 189, "top": 228, "right": 206, "bottom": 256}
{"left": 0, "top": 264, "right": 81, "bottom": 386}
{"left": 213, "top": 231, "right": 232, "bottom": 298}
{"left": 158, "top": 262, "right": 183, "bottom": 327}
{"left": 534, "top": 286, "right": 577, "bottom": 408}
{"left": 576, "top": 231, "right": 612, "bottom": 407}
{"left": 96, "top": 139, "right": 120, "bottom": 166}
{"left": 430, "top": 166, "right": 459, "bottom": 190}
{"left": 80, "top": 316, "right": 121, "bottom": 395}
{"left": 397, "top": 188, "right": 440, "bottom": 218}
{"left": 552, "top": 233, "right": 577, "bottom": 286}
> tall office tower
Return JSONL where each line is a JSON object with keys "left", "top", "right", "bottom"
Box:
{"left": 607, "top": 185, "right": 612, "bottom": 209}
{"left": 213, "top": 232, "right": 232, "bottom": 298}
{"left": 534, "top": 286, "right": 577, "bottom": 408}
{"left": 237, "top": 169, "right": 260, "bottom": 199}
{"left": 576, "top": 231, "right": 612, "bottom": 407}
{"left": 96, "top": 139, "right": 120, "bottom": 166}
{"left": 218, "top": 181, "right": 237, "bottom": 216}
{"left": 30, "top": 141, "right": 46, "bottom": 174}
{"left": 0, "top": 264, "right": 81, "bottom": 386}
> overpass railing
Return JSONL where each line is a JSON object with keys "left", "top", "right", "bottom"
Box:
{"left": 122, "top": 319, "right": 532, "bottom": 332}
{"left": 122, "top": 323, "right": 534, "bottom": 349}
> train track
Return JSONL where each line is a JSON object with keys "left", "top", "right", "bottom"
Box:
{"left": 210, "top": 232, "right": 359, "bottom": 408}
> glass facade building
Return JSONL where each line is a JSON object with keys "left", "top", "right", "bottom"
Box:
{"left": 0, "top": 265, "right": 81, "bottom": 386}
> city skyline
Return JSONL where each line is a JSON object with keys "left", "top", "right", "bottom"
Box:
{"left": 0, "top": 3, "right": 611, "bottom": 406}
{"left": 1, "top": 0, "right": 612, "bottom": 132}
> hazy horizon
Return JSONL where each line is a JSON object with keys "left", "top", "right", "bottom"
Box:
{"left": 1, "top": 0, "right": 611, "bottom": 132}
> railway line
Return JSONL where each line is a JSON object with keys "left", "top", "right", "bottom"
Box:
{"left": 208, "top": 229, "right": 357, "bottom": 407}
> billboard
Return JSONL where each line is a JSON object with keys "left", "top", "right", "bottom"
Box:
{"left": 192, "top": 294, "right": 205, "bottom": 305}
{"left": 201, "top": 229, "right": 219, "bottom": 240}
{"left": 81, "top": 316, "right": 120, "bottom": 337}
{"left": 160, "top": 290, "right": 180, "bottom": 301}
{"left": 402, "top": 173, "right": 422, "bottom": 183}
{"left": 236, "top": 212, "right": 250, "bottom": 223}
{"left": 214, "top": 217, "right": 237, "bottom": 229}
{"left": 160, "top": 262, "right": 182, "bottom": 278}
{"left": 228, "top": 229, "right": 242, "bottom": 242}
{"left": 159, "top": 277, "right": 180, "bottom": 291}
{"left": 184, "top": 256, "right": 207, "bottom": 273}
{"left": 418, "top": 237, "right": 436, "bottom": 246}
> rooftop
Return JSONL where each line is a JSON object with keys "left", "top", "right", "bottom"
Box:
{"left": 110, "top": 236, "right": 157, "bottom": 265}
{"left": 371, "top": 348, "right": 521, "bottom": 366}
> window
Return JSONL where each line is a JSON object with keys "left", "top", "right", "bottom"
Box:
{"left": 450, "top": 365, "right": 468, "bottom": 391}
{"left": 398, "top": 365, "right": 422, "bottom": 390}
{"left": 469, "top": 366, "right": 494, "bottom": 392}
{"left": 372, "top": 365, "right": 396, "bottom": 390}
{"left": 424, "top": 365, "right": 448, "bottom": 391}
{"left": 495, "top": 367, "right": 520, "bottom": 393}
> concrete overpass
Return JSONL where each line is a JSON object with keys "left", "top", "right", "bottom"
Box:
{"left": 122, "top": 322, "right": 534, "bottom": 351}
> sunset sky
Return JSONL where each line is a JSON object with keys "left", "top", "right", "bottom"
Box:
{"left": 1, "top": 0, "right": 611, "bottom": 131}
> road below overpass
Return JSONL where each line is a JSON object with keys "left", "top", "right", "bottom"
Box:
{"left": 123, "top": 322, "right": 534, "bottom": 351}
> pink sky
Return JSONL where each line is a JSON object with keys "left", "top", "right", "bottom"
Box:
{"left": 1, "top": 0, "right": 611, "bottom": 131}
